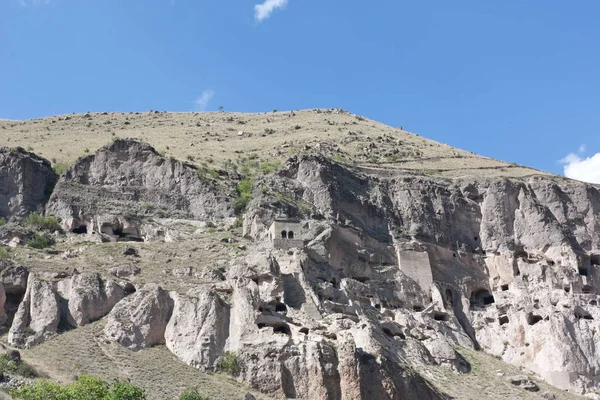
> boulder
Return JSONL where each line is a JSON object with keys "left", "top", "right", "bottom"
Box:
{"left": 104, "top": 284, "right": 174, "bottom": 350}
{"left": 0, "top": 265, "right": 29, "bottom": 294}
{"left": 8, "top": 275, "right": 60, "bottom": 348}
{"left": 165, "top": 288, "right": 230, "bottom": 370}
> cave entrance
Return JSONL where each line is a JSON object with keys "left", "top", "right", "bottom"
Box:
{"left": 470, "top": 289, "right": 495, "bottom": 309}
{"left": 72, "top": 225, "right": 88, "bottom": 234}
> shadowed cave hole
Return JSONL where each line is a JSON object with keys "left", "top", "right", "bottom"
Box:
{"left": 579, "top": 267, "right": 589, "bottom": 277}
{"left": 353, "top": 276, "right": 370, "bottom": 283}
{"left": 499, "top": 315, "right": 509, "bottom": 325}
{"left": 591, "top": 300, "right": 598, "bottom": 306}
{"left": 470, "top": 289, "right": 495, "bottom": 308}
{"left": 273, "top": 325, "right": 291, "bottom": 335}
{"left": 433, "top": 312, "right": 449, "bottom": 322}
{"left": 72, "top": 225, "right": 87, "bottom": 234}
{"left": 413, "top": 305, "right": 423, "bottom": 312}
{"left": 501, "top": 284, "right": 509, "bottom": 291}
{"left": 527, "top": 313, "right": 543, "bottom": 326}
{"left": 299, "top": 327, "right": 309, "bottom": 335}
{"left": 591, "top": 255, "right": 600, "bottom": 266}
{"left": 275, "top": 303, "right": 287, "bottom": 312}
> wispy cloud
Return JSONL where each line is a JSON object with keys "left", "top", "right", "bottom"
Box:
{"left": 254, "top": 0, "right": 288, "bottom": 22}
{"left": 560, "top": 145, "right": 600, "bottom": 184}
{"left": 18, "top": 0, "right": 50, "bottom": 6}
{"left": 194, "top": 90, "right": 215, "bottom": 111}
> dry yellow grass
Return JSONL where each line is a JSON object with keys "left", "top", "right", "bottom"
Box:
{"left": 0, "top": 109, "right": 548, "bottom": 180}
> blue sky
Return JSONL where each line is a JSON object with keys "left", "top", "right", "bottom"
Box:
{"left": 1, "top": 1, "right": 600, "bottom": 182}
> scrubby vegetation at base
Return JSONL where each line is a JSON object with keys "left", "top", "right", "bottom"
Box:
{"left": 10, "top": 374, "right": 146, "bottom": 400}
{"left": 24, "top": 212, "right": 61, "bottom": 232}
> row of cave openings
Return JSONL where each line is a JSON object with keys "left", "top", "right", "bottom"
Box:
{"left": 71, "top": 223, "right": 143, "bottom": 242}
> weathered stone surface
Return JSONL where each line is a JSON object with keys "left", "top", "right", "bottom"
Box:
{"left": 108, "top": 264, "right": 141, "bottom": 279}
{"left": 8, "top": 275, "right": 59, "bottom": 348}
{"left": 104, "top": 284, "right": 173, "bottom": 350}
{"left": 165, "top": 287, "right": 230, "bottom": 370}
{"left": 46, "top": 139, "right": 233, "bottom": 232}
{"left": 1, "top": 265, "right": 29, "bottom": 295}
{"left": 57, "top": 272, "right": 125, "bottom": 326}
{"left": 8, "top": 273, "right": 124, "bottom": 348}
{"left": 0, "top": 147, "right": 58, "bottom": 218}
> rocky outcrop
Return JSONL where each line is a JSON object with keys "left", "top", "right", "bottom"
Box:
{"left": 0, "top": 264, "right": 29, "bottom": 294}
{"left": 104, "top": 284, "right": 174, "bottom": 350}
{"left": 0, "top": 147, "right": 58, "bottom": 219}
{"left": 46, "top": 140, "right": 233, "bottom": 236}
{"left": 9, "top": 275, "right": 60, "bottom": 348}
{"left": 165, "top": 288, "right": 230, "bottom": 369}
{"left": 56, "top": 272, "right": 125, "bottom": 326}
{"left": 8, "top": 273, "right": 125, "bottom": 348}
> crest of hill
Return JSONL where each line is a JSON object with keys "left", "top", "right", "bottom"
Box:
{"left": 0, "top": 108, "right": 548, "bottom": 180}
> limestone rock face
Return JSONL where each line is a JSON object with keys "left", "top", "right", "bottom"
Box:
{"left": 46, "top": 140, "right": 232, "bottom": 235}
{"left": 8, "top": 273, "right": 124, "bottom": 348}
{"left": 0, "top": 147, "right": 58, "bottom": 218}
{"left": 8, "top": 275, "right": 60, "bottom": 348}
{"left": 0, "top": 264, "right": 29, "bottom": 294}
{"left": 165, "top": 288, "right": 230, "bottom": 369}
{"left": 57, "top": 272, "right": 125, "bottom": 326}
{"left": 104, "top": 284, "right": 174, "bottom": 350}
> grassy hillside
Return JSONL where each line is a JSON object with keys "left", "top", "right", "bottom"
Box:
{"left": 0, "top": 109, "right": 547, "bottom": 180}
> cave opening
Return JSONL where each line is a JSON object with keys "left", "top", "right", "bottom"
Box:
{"left": 434, "top": 312, "right": 450, "bottom": 322}
{"left": 470, "top": 289, "right": 495, "bottom": 308}
{"left": 499, "top": 315, "right": 509, "bottom": 325}
{"left": 72, "top": 225, "right": 88, "bottom": 234}
{"left": 501, "top": 284, "right": 509, "bottom": 291}
{"left": 579, "top": 267, "right": 589, "bottom": 277}
{"left": 273, "top": 325, "right": 291, "bottom": 335}
{"left": 527, "top": 313, "right": 543, "bottom": 326}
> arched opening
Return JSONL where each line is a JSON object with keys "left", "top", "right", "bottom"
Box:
{"left": 281, "top": 230, "right": 287, "bottom": 239}
{"left": 299, "top": 327, "right": 309, "bottom": 335}
{"left": 470, "top": 289, "right": 495, "bottom": 309}
{"left": 287, "top": 231, "right": 294, "bottom": 239}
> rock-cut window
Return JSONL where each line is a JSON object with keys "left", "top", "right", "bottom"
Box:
{"left": 288, "top": 231, "right": 294, "bottom": 239}
{"left": 281, "top": 230, "right": 287, "bottom": 239}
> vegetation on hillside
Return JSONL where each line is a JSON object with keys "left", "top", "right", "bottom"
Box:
{"left": 10, "top": 374, "right": 146, "bottom": 400}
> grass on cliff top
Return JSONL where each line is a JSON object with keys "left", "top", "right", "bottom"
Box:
{"left": 419, "top": 346, "right": 588, "bottom": 400}
{"left": 0, "top": 109, "right": 546, "bottom": 180}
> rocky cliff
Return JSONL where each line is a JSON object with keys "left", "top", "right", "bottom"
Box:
{"left": 0, "top": 147, "right": 57, "bottom": 219}
{"left": 0, "top": 112, "right": 598, "bottom": 400}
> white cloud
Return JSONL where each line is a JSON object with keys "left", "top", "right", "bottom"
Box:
{"left": 254, "top": 0, "right": 288, "bottom": 22}
{"left": 560, "top": 146, "right": 600, "bottom": 184}
{"left": 194, "top": 90, "right": 215, "bottom": 111}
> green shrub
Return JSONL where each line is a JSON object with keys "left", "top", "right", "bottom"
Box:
{"left": 0, "top": 216, "right": 6, "bottom": 226}
{"left": 0, "top": 247, "right": 9, "bottom": 259}
{"left": 52, "top": 163, "right": 68, "bottom": 175}
{"left": 233, "top": 178, "right": 253, "bottom": 215}
{"left": 178, "top": 388, "right": 212, "bottom": 400}
{"left": 219, "top": 351, "right": 239, "bottom": 375}
{"left": 27, "top": 233, "right": 54, "bottom": 249}
{"left": 24, "top": 212, "right": 61, "bottom": 231}
{"left": 10, "top": 374, "right": 146, "bottom": 400}
{"left": 259, "top": 162, "right": 281, "bottom": 174}
{"left": 264, "top": 128, "right": 275, "bottom": 135}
